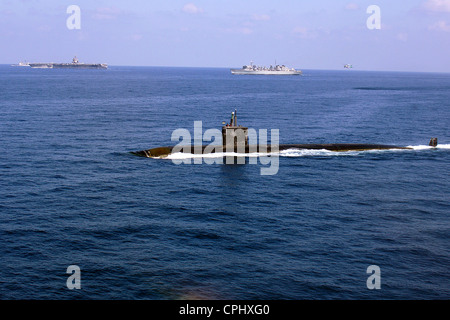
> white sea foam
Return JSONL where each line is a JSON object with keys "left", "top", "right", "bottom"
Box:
{"left": 158, "top": 144, "right": 449, "bottom": 160}
{"left": 279, "top": 148, "right": 355, "bottom": 157}
{"left": 165, "top": 151, "right": 268, "bottom": 160}
{"left": 406, "top": 144, "right": 450, "bottom": 150}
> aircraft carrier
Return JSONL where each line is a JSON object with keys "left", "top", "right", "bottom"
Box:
{"left": 29, "top": 56, "right": 107, "bottom": 69}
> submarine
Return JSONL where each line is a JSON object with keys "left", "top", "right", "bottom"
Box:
{"left": 131, "top": 110, "right": 438, "bottom": 158}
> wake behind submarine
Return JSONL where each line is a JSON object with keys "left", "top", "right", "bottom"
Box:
{"left": 131, "top": 110, "right": 438, "bottom": 158}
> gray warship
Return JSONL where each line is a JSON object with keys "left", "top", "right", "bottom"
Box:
{"left": 231, "top": 61, "right": 301, "bottom": 75}
{"left": 29, "top": 56, "right": 107, "bottom": 69}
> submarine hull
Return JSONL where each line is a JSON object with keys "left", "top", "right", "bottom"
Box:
{"left": 131, "top": 143, "right": 412, "bottom": 158}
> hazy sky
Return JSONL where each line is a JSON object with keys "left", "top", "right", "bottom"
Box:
{"left": 1, "top": 0, "right": 450, "bottom": 72}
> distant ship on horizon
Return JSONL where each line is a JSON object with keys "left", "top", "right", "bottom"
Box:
{"left": 231, "top": 61, "right": 302, "bottom": 75}
{"left": 11, "top": 61, "right": 30, "bottom": 67}
{"left": 28, "top": 56, "right": 107, "bottom": 69}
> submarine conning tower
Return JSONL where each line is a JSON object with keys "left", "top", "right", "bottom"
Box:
{"left": 222, "top": 109, "right": 249, "bottom": 151}
{"left": 429, "top": 137, "right": 438, "bottom": 147}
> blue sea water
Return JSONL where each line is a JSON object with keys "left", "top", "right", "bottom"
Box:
{"left": 0, "top": 65, "right": 449, "bottom": 300}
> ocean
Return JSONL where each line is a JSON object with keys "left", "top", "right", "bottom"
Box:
{"left": 0, "top": 65, "right": 448, "bottom": 299}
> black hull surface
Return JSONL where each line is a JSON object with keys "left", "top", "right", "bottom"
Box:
{"left": 131, "top": 143, "right": 412, "bottom": 158}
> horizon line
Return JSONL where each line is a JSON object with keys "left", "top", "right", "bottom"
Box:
{"left": 2, "top": 63, "right": 450, "bottom": 75}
